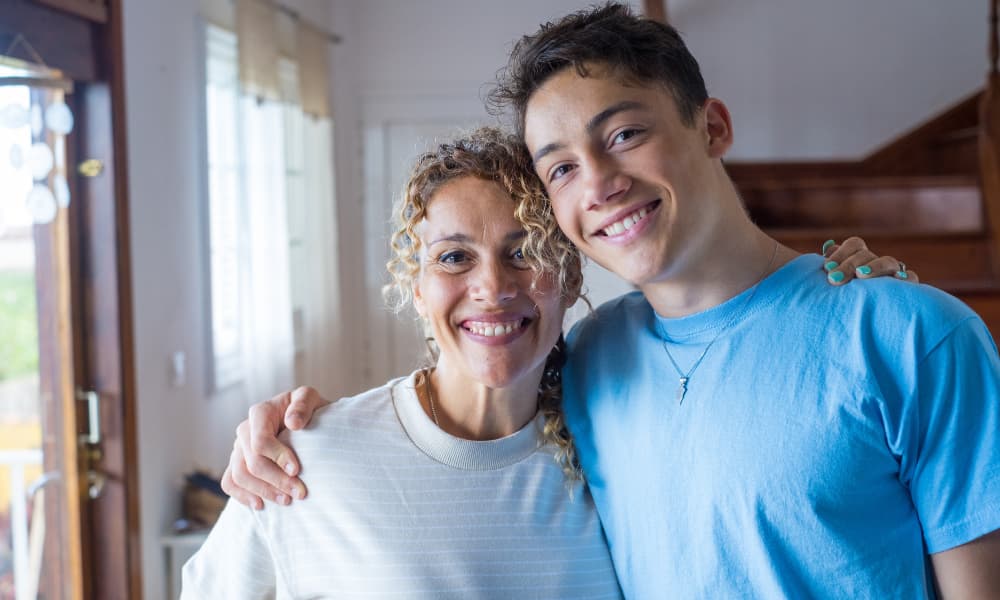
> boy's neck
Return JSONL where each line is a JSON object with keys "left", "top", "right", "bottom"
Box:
{"left": 640, "top": 221, "right": 798, "bottom": 319}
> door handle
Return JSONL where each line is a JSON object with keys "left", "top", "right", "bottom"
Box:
{"left": 76, "top": 389, "right": 101, "bottom": 445}
{"left": 77, "top": 158, "right": 104, "bottom": 178}
{"left": 76, "top": 389, "right": 107, "bottom": 499}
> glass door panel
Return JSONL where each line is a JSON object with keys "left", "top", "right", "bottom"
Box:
{"left": 0, "top": 62, "right": 83, "bottom": 600}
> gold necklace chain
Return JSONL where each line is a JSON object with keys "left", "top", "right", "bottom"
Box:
{"left": 423, "top": 368, "right": 440, "bottom": 426}
{"left": 660, "top": 241, "right": 779, "bottom": 405}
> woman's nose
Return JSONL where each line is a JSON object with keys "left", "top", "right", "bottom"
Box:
{"left": 469, "top": 259, "right": 518, "bottom": 304}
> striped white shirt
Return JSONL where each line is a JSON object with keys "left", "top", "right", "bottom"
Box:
{"left": 181, "top": 372, "right": 622, "bottom": 599}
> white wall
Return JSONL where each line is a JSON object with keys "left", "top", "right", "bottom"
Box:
{"left": 122, "top": 2, "right": 334, "bottom": 597}
{"left": 673, "top": 0, "right": 984, "bottom": 159}
{"left": 121, "top": 0, "right": 987, "bottom": 597}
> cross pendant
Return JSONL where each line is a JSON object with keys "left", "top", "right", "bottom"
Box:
{"left": 676, "top": 377, "right": 689, "bottom": 404}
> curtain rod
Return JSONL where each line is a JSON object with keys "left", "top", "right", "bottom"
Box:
{"left": 274, "top": 3, "right": 342, "bottom": 45}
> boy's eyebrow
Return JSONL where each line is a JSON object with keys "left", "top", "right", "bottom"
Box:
{"left": 585, "top": 100, "right": 645, "bottom": 134}
{"left": 531, "top": 100, "right": 646, "bottom": 164}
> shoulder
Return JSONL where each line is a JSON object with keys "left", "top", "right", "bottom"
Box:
{"left": 831, "top": 281, "right": 981, "bottom": 358}
{"left": 780, "top": 255, "right": 984, "bottom": 358}
{"left": 281, "top": 375, "right": 407, "bottom": 449}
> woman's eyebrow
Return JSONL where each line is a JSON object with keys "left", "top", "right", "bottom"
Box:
{"left": 428, "top": 231, "right": 526, "bottom": 246}
{"left": 427, "top": 233, "right": 471, "bottom": 246}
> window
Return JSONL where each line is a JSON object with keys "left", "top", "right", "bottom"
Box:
{"left": 204, "top": 24, "right": 244, "bottom": 390}
{"left": 202, "top": 16, "right": 337, "bottom": 396}
{"left": 279, "top": 57, "right": 307, "bottom": 360}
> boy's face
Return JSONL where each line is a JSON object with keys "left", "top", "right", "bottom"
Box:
{"left": 523, "top": 64, "right": 732, "bottom": 287}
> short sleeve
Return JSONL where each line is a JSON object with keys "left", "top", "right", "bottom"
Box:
{"left": 905, "top": 317, "right": 1000, "bottom": 553}
{"left": 180, "top": 499, "right": 279, "bottom": 599}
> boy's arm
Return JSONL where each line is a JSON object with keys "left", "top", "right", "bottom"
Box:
{"left": 221, "top": 386, "right": 330, "bottom": 508}
{"left": 931, "top": 529, "right": 1000, "bottom": 599}
{"left": 221, "top": 236, "right": 917, "bottom": 508}
{"left": 906, "top": 318, "right": 1000, "bottom": 597}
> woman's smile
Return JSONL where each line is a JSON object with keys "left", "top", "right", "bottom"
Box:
{"left": 413, "top": 176, "right": 565, "bottom": 392}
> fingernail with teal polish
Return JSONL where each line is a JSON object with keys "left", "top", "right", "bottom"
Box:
{"left": 828, "top": 271, "right": 845, "bottom": 283}
{"left": 856, "top": 265, "right": 872, "bottom": 276}
{"left": 824, "top": 260, "right": 838, "bottom": 272}
{"left": 896, "top": 270, "right": 909, "bottom": 280}
{"left": 822, "top": 240, "right": 835, "bottom": 255}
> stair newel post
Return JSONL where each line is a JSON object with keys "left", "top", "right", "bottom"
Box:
{"left": 981, "top": 0, "right": 1000, "bottom": 277}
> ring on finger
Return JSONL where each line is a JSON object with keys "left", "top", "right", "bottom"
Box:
{"left": 896, "top": 261, "right": 908, "bottom": 280}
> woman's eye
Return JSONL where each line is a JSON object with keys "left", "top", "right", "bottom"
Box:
{"left": 438, "top": 251, "right": 467, "bottom": 265}
{"left": 549, "top": 164, "right": 574, "bottom": 182}
{"left": 511, "top": 247, "right": 526, "bottom": 261}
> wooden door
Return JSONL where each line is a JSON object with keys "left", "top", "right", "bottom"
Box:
{"left": 0, "top": 1, "right": 139, "bottom": 598}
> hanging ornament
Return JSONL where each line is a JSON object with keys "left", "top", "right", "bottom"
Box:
{"left": 45, "top": 101, "right": 73, "bottom": 135}
{"left": 26, "top": 183, "right": 57, "bottom": 224}
{"left": 53, "top": 174, "right": 70, "bottom": 207}
{"left": 9, "top": 144, "right": 24, "bottom": 170}
{"left": 0, "top": 103, "right": 29, "bottom": 129}
{"left": 28, "top": 142, "right": 53, "bottom": 180}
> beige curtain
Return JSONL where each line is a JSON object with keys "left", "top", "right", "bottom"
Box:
{"left": 297, "top": 25, "right": 330, "bottom": 118}
{"left": 236, "top": 0, "right": 280, "bottom": 102}
{"left": 201, "top": 0, "right": 331, "bottom": 115}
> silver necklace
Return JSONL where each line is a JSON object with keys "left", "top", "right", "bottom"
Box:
{"left": 423, "top": 368, "right": 440, "bottom": 425}
{"left": 661, "top": 242, "right": 779, "bottom": 405}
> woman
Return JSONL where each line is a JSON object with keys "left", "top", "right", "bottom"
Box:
{"left": 182, "top": 128, "right": 624, "bottom": 598}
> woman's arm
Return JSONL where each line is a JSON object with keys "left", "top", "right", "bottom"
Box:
{"left": 180, "top": 500, "right": 280, "bottom": 599}
{"left": 821, "top": 236, "right": 919, "bottom": 285}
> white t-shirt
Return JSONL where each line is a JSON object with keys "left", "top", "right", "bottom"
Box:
{"left": 182, "top": 371, "right": 622, "bottom": 599}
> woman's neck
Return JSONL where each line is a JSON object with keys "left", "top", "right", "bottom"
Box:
{"left": 421, "top": 362, "right": 542, "bottom": 441}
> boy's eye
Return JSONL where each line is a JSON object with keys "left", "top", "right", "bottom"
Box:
{"left": 613, "top": 128, "right": 640, "bottom": 144}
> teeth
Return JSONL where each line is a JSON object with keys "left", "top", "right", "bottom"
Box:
{"left": 603, "top": 206, "right": 649, "bottom": 236}
{"left": 465, "top": 320, "right": 523, "bottom": 336}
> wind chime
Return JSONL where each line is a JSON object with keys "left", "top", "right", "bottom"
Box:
{"left": 0, "top": 34, "right": 75, "bottom": 234}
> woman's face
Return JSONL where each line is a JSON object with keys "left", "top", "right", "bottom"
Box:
{"left": 413, "top": 176, "right": 567, "bottom": 390}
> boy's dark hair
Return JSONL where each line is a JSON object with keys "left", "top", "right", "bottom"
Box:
{"left": 489, "top": 2, "right": 709, "bottom": 137}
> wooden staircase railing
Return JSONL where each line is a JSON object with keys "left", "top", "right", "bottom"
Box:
{"left": 726, "top": 1, "right": 1000, "bottom": 338}
{"left": 980, "top": 0, "right": 1000, "bottom": 278}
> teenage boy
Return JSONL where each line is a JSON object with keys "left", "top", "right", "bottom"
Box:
{"left": 223, "top": 4, "right": 1000, "bottom": 597}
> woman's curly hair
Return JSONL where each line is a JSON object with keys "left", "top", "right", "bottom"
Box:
{"left": 384, "top": 126, "right": 584, "bottom": 481}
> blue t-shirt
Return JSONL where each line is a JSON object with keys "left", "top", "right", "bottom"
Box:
{"left": 564, "top": 254, "right": 1000, "bottom": 599}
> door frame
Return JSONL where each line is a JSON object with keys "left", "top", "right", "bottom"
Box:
{"left": 1, "top": 1, "right": 141, "bottom": 597}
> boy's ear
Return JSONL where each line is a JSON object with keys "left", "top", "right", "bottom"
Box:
{"left": 703, "top": 98, "right": 734, "bottom": 158}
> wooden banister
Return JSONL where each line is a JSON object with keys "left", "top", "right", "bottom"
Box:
{"left": 980, "top": 0, "right": 1000, "bottom": 277}
{"left": 643, "top": 0, "right": 667, "bottom": 24}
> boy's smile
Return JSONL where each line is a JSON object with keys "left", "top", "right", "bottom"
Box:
{"left": 524, "top": 64, "right": 735, "bottom": 291}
